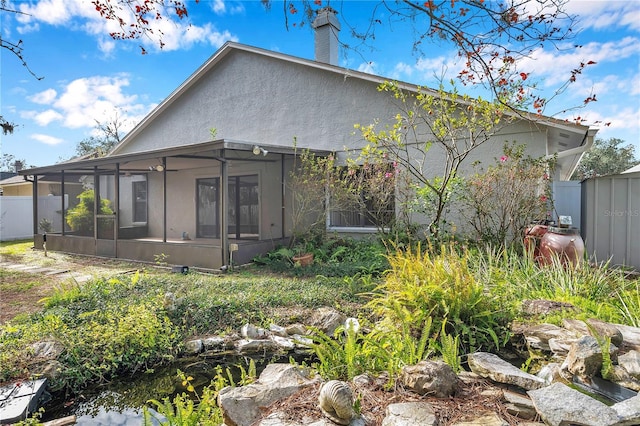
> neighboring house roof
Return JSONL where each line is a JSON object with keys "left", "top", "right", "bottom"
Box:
{"left": 0, "top": 175, "right": 29, "bottom": 186}
{"left": 622, "top": 164, "right": 640, "bottom": 174}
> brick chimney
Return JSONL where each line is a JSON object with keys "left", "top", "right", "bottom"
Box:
{"left": 312, "top": 7, "right": 340, "bottom": 65}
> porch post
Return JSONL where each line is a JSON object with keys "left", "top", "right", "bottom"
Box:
{"left": 221, "top": 149, "right": 229, "bottom": 268}
{"left": 281, "top": 154, "right": 286, "bottom": 239}
{"left": 162, "top": 157, "right": 167, "bottom": 243}
{"left": 114, "top": 163, "right": 119, "bottom": 256}
{"left": 93, "top": 166, "right": 98, "bottom": 239}
{"left": 32, "top": 175, "right": 38, "bottom": 235}
{"left": 61, "top": 171, "right": 65, "bottom": 236}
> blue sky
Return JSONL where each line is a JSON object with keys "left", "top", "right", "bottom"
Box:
{"left": 2, "top": 0, "right": 639, "bottom": 168}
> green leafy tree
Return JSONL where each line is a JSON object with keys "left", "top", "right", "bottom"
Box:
{"left": 74, "top": 113, "right": 127, "bottom": 158}
{"left": 0, "top": 153, "right": 29, "bottom": 172}
{"left": 355, "top": 81, "right": 513, "bottom": 239}
{"left": 572, "top": 138, "right": 638, "bottom": 180}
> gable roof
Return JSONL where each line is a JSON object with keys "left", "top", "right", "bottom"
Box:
{"left": 110, "top": 41, "right": 590, "bottom": 157}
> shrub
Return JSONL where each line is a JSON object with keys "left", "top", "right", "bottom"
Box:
{"left": 367, "top": 244, "right": 512, "bottom": 355}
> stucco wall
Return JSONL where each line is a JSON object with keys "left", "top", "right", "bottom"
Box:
{"left": 114, "top": 48, "right": 555, "bottom": 240}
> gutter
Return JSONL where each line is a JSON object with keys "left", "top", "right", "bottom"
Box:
{"left": 548, "top": 128, "right": 598, "bottom": 180}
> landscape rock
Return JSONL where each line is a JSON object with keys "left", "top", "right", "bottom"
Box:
{"left": 307, "top": 307, "right": 346, "bottom": 336}
{"left": 587, "top": 318, "right": 625, "bottom": 347}
{"left": 381, "top": 402, "right": 437, "bottom": 426}
{"left": 449, "top": 411, "right": 509, "bottom": 426}
{"left": 520, "top": 323, "right": 578, "bottom": 353}
{"left": 31, "top": 340, "right": 64, "bottom": 359}
{"left": 269, "top": 324, "right": 288, "bottom": 337}
{"left": 236, "top": 338, "right": 281, "bottom": 355}
{"left": 501, "top": 389, "right": 537, "bottom": 420}
{"left": 183, "top": 339, "right": 203, "bottom": 355}
{"left": 562, "top": 335, "right": 603, "bottom": 379}
{"left": 610, "top": 365, "right": 640, "bottom": 392}
{"left": 619, "top": 350, "right": 640, "bottom": 378}
{"left": 400, "top": 360, "right": 458, "bottom": 397}
{"left": 202, "top": 335, "right": 228, "bottom": 351}
{"left": 285, "top": 323, "right": 307, "bottom": 336}
{"left": 614, "top": 323, "right": 640, "bottom": 351}
{"left": 218, "top": 363, "right": 319, "bottom": 426}
{"left": 521, "top": 299, "right": 575, "bottom": 316}
{"left": 467, "top": 352, "right": 545, "bottom": 390}
{"left": 242, "top": 323, "right": 269, "bottom": 339}
{"left": 611, "top": 393, "right": 640, "bottom": 426}
{"left": 528, "top": 382, "right": 619, "bottom": 426}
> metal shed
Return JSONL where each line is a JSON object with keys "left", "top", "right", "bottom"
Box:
{"left": 581, "top": 171, "right": 640, "bottom": 270}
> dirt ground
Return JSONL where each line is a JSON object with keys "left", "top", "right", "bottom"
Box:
{"left": 0, "top": 244, "right": 151, "bottom": 324}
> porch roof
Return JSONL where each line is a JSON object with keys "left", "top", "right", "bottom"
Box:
{"left": 19, "top": 139, "right": 332, "bottom": 176}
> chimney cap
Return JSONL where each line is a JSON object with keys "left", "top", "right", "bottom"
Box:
{"left": 312, "top": 6, "right": 341, "bottom": 30}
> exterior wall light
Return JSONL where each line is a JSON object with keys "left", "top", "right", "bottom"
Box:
{"left": 253, "top": 145, "right": 268, "bottom": 156}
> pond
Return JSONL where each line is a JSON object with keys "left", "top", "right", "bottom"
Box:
{"left": 40, "top": 354, "right": 295, "bottom": 425}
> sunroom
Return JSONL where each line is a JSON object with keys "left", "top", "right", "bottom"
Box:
{"left": 21, "top": 139, "right": 336, "bottom": 270}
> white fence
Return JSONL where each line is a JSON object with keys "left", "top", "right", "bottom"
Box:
{"left": 0, "top": 196, "right": 67, "bottom": 241}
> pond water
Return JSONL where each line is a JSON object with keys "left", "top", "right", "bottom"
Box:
{"left": 40, "top": 354, "right": 291, "bottom": 425}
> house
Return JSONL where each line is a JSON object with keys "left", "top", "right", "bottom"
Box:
{"left": 19, "top": 8, "right": 597, "bottom": 269}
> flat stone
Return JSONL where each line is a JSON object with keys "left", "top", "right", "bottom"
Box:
{"left": 611, "top": 393, "right": 640, "bottom": 426}
{"left": 467, "top": 352, "right": 545, "bottom": 390}
{"left": 449, "top": 412, "right": 508, "bottom": 426}
{"left": 528, "top": 382, "right": 619, "bottom": 426}
{"left": 381, "top": 402, "right": 437, "bottom": 426}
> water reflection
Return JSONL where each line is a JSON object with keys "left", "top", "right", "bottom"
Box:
{"left": 41, "top": 355, "right": 287, "bottom": 424}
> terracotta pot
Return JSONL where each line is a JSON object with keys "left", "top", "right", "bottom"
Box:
{"left": 538, "top": 226, "right": 585, "bottom": 267}
{"left": 292, "top": 253, "right": 314, "bottom": 267}
{"left": 524, "top": 222, "right": 549, "bottom": 260}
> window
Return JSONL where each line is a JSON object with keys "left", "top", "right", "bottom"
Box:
{"left": 197, "top": 178, "right": 219, "bottom": 238}
{"left": 228, "top": 175, "right": 259, "bottom": 239}
{"left": 132, "top": 181, "right": 147, "bottom": 223}
{"left": 329, "top": 164, "right": 395, "bottom": 229}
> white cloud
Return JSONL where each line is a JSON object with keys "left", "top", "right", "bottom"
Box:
{"left": 32, "top": 109, "right": 64, "bottom": 126}
{"left": 566, "top": 0, "right": 640, "bottom": 32}
{"left": 28, "top": 89, "right": 57, "bottom": 104}
{"left": 15, "top": 0, "right": 239, "bottom": 55}
{"left": 31, "top": 133, "right": 64, "bottom": 146}
{"left": 518, "top": 37, "right": 640, "bottom": 88}
{"left": 357, "top": 61, "right": 377, "bottom": 75}
{"left": 22, "top": 74, "right": 151, "bottom": 133}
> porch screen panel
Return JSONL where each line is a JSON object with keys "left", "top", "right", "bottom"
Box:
{"left": 36, "top": 174, "right": 66, "bottom": 234}
{"left": 197, "top": 178, "right": 219, "bottom": 238}
{"left": 228, "top": 175, "right": 258, "bottom": 239}
{"left": 97, "top": 173, "right": 116, "bottom": 240}
{"left": 65, "top": 175, "right": 95, "bottom": 237}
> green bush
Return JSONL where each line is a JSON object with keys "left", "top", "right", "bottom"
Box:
{"left": 367, "top": 244, "right": 512, "bottom": 355}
